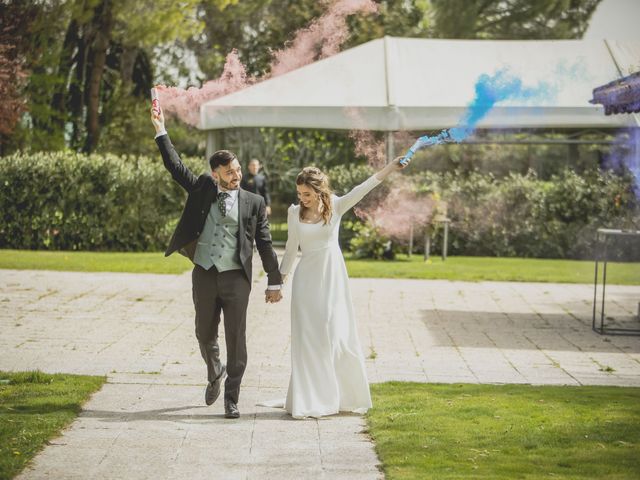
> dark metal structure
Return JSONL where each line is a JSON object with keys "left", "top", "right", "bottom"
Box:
{"left": 590, "top": 70, "right": 640, "bottom": 115}
{"left": 592, "top": 228, "right": 640, "bottom": 336}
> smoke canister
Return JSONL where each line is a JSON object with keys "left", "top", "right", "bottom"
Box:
{"left": 399, "top": 140, "right": 422, "bottom": 166}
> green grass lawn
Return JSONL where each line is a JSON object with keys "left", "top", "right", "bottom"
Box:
{"left": 269, "top": 221, "right": 288, "bottom": 243}
{"left": 346, "top": 254, "right": 640, "bottom": 285}
{"left": 367, "top": 382, "right": 640, "bottom": 480}
{"left": 0, "top": 249, "right": 191, "bottom": 274}
{"left": 0, "top": 371, "right": 105, "bottom": 479}
{"left": 1, "top": 249, "right": 638, "bottom": 284}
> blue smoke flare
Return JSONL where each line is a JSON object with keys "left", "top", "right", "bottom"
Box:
{"left": 400, "top": 68, "right": 555, "bottom": 165}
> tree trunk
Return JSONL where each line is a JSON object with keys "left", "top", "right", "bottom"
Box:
{"left": 119, "top": 45, "right": 137, "bottom": 94}
{"left": 83, "top": 0, "right": 114, "bottom": 153}
{"left": 69, "top": 31, "right": 86, "bottom": 149}
{"left": 50, "top": 19, "right": 79, "bottom": 135}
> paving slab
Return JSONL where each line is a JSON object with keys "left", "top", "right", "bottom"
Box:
{"left": 1, "top": 253, "right": 639, "bottom": 479}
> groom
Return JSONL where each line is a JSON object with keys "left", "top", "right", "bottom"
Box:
{"left": 151, "top": 109, "right": 282, "bottom": 419}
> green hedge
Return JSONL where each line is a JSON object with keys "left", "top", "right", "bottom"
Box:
{"left": 323, "top": 165, "right": 639, "bottom": 260}
{"left": 0, "top": 150, "right": 204, "bottom": 251}
{"left": 415, "top": 168, "right": 640, "bottom": 260}
{"left": 2, "top": 150, "right": 638, "bottom": 259}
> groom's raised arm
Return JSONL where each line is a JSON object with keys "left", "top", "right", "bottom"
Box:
{"left": 151, "top": 107, "right": 198, "bottom": 192}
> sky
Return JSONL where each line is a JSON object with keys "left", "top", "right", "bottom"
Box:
{"left": 583, "top": 0, "right": 640, "bottom": 39}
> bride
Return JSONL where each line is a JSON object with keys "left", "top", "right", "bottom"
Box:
{"left": 271, "top": 156, "right": 409, "bottom": 419}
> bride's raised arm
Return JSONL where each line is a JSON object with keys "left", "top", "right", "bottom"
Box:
{"left": 334, "top": 156, "right": 409, "bottom": 216}
{"left": 279, "top": 204, "right": 300, "bottom": 279}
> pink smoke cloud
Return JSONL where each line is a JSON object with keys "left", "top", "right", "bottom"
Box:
{"left": 356, "top": 186, "right": 437, "bottom": 240}
{"left": 157, "top": 51, "right": 249, "bottom": 126}
{"left": 157, "top": 0, "right": 378, "bottom": 126}
{"left": 270, "top": 0, "right": 377, "bottom": 76}
{"left": 350, "top": 130, "right": 387, "bottom": 169}
{"left": 343, "top": 106, "right": 386, "bottom": 168}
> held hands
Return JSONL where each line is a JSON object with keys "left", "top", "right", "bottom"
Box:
{"left": 265, "top": 289, "right": 282, "bottom": 304}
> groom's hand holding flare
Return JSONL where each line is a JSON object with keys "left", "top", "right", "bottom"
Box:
{"left": 150, "top": 104, "right": 165, "bottom": 134}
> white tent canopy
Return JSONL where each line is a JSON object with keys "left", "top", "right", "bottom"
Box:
{"left": 200, "top": 36, "right": 640, "bottom": 134}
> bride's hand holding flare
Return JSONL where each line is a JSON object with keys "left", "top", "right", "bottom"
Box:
{"left": 374, "top": 155, "right": 410, "bottom": 181}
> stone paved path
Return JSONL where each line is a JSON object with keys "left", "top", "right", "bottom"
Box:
{"left": 1, "top": 256, "right": 639, "bottom": 479}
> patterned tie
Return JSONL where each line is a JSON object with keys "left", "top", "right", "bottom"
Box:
{"left": 217, "top": 191, "right": 230, "bottom": 216}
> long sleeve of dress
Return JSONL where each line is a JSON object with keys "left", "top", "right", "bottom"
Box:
{"left": 279, "top": 204, "right": 300, "bottom": 276}
{"left": 334, "top": 175, "right": 382, "bottom": 217}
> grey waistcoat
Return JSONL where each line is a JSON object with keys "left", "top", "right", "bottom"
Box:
{"left": 193, "top": 197, "right": 242, "bottom": 272}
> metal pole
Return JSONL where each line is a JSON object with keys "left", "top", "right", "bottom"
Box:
{"left": 442, "top": 221, "right": 449, "bottom": 261}
{"left": 600, "top": 235, "right": 609, "bottom": 331}
{"left": 424, "top": 227, "right": 430, "bottom": 261}
{"left": 592, "top": 231, "right": 600, "bottom": 333}
{"left": 408, "top": 224, "right": 413, "bottom": 257}
{"left": 206, "top": 130, "right": 225, "bottom": 163}
{"left": 386, "top": 131, "right": 395, "bottom": 164}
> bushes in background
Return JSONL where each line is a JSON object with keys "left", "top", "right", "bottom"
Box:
{"left": 412, "top": 168, "right": 639, "bottom": 260}
{"left": 1, "top": 150, "right": 638, "bottom": 259}
{"left": 0, "top": 150, "right": 205, "bottom": 251}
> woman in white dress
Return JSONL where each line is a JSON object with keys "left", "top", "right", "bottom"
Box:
{"left": 277, "top": 157, "right": 409, "bottom": 419}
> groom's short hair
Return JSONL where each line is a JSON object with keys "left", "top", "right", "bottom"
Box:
{"left": 209, "top": 150, "right": 237, "bottom": 171}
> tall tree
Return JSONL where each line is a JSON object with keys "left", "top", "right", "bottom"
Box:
{"left": 0, "top": 2, "right": 33, "bottom": 154}
{"left": 430, "top": 0, "right": 602, "bottom": 39}
{"left": 190, "top": 0, "right": 324, "bottom": 80}
{"left": 190, "top": 0, "right": 431, "bottom": 80}
{"left": 84, "top": 0, "right": 115, "bottom": 152}
{"left": 4, "top": 0, "right": 233, "bottom": 154}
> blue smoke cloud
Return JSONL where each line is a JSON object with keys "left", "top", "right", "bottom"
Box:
{"left": 401, "top": 68, "right": 556, "bottom": 164}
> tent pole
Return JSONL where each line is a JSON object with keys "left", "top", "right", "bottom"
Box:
{"left": 386, "top": 131, "right": 395, "bottom": 164}
{"left": 206, "top": 130, "right": 225, "bottom": 161}
{"left": 634, "top": 128, "right": 640, "bottom": 185}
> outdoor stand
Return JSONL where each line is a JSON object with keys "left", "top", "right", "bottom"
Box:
{"left": 592, "top": 228, "right": 640, "bottom": 335}
{"left": 423, "top": 219, "right": 450, "bottom": 262}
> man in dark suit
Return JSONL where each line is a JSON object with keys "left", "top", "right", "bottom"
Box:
{"left": 240, "top": 159, "right": 271, "bottom": 216}
{"left": 151, "top": 108, "right": 282, "bottom": 419}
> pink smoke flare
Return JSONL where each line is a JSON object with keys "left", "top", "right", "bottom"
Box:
{"left": 350, "top": 130, "right": 386, "bottom": 168}
{"left": 356, "top": 187, "right": 437, "bottom": 240}
{"left": 156, "top": 51, "right": 249, "bottom": 126}
{"left": 344, "top": 106, "right": 387, "bottom": 167}
{"left": 156, "top": 0, "right": 378, "bottom": 126}
{"left": 270, "top": 0, "right": 377, "bottom": 76}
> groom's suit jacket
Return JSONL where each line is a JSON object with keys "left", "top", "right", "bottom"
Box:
{"left": 156, "top": 134, "right": 282, "bottom": 286}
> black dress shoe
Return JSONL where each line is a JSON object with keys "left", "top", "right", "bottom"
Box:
{"left": 205, "top": 366, "right": 225, "bottom": 406}
{"left": 224, "top": 399, "right": 240, "bottom": 419}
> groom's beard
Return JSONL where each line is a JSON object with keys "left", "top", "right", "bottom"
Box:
{"left": 218, "top": 177, "right": 240, "bottom": 190}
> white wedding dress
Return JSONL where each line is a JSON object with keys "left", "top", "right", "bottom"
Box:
{"left": 273, "top": 174, "right": 382, "bottom": 418}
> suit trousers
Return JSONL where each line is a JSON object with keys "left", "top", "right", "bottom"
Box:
{"left": 192, "top": 264, "right": 251, "bottom": 404}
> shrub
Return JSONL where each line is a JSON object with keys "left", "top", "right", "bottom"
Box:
{"left": 0, "top": 150, "right": 205, "bottom": 251}
{"left": 347, "top": 220, "right": 395, "bottom": 260}
{"left": 412, "top": 168, "right": 640, "bottom": 260}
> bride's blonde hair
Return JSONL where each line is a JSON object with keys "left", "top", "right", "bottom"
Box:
{"left": 296, "top": 167, "right": 333, "bottom": 225}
